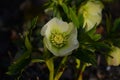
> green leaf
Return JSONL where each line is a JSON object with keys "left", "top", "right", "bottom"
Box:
{"left": 112, "top": 18, "right": 120, "bottom": 32}
{"left": 78, "top": 32, "right": 93, "bottom": 43}
{"left": 7, "top": 51, "right": 31, "bottom": 75}
{"left": 25, "top": 35, "right": 32, "bottom": 51}
{"left": 69, "top": 8, "right": 79, "bottom": 28}
{"left": 87, "top": 24, "right": 97, "bottom": 34}
{"left": 31, "top": 59, "right": 45, "bottom": 63}
{"left": 87, "top": 25, "right": 101, "bottom": 41}
{"left": 75, "top": 0, "right": 85, "bottom": 7}
{"left": 89, "top": 42, "right": 112, "bottom": 53}
{"left": 61, "top": 3, "right": 69, "bottom": 15}
{"left": 78, "top": 13, "right": 84, "bottom": 28}
{"left": 105, "top": 14, "right": 112, "bottom": 34}
{"left": 31, "top": 16, "right": 38, "bottom": 30}
{"left": 53, "top": 7, "right": 61, "bottom": 18}
{"left": 26, "top": 16, "right": 38, "bottom": 31}
{"left": 112, "top": 39, "right": 120, "bottom": 48}
{"left": 74, "top": 49, "right": 97, "bottom": 66}
{"left": 90, "top": 34, "right": 101, "bottom": 41}
{"left": 7, "top": 31, "right": 33, "bottom": 76}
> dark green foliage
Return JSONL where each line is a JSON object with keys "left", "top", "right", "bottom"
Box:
{"left": 7, "top": 51, "right": 31, "bottom": 76}
{"left": 74, "top": 48, "right": 97, "bottom": 66}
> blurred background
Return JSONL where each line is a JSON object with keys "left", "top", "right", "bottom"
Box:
{"left": 0, "top": 0, "right": 120, "bottom": 80}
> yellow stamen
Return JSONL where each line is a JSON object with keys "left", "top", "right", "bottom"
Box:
{"left": 54, "top": 34, "right": 63, "bottom": 44}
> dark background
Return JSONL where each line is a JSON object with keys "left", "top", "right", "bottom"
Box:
{"left": 0, "top": 0, "right": 120, "bottom": 80}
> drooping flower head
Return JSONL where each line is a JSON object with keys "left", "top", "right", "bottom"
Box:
{"left": 79, "top": 0, "right": 104, "bottom": 31}
{"left": 41, "top": 17, "right": 79, "bottom": 56}
{"left": 107, "top": 46, "right": 120, "bottom": 66}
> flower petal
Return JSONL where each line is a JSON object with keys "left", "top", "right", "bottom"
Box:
{"left": 79, "top": 0, "right": 104, "bottom": 31}
{"left": 58, "top": 23, "right": 79, "bottom": 56}
{"left": 107, "top": 46, "right": 120, "bottom": 66}
{"left": 41, "top": 18, "right": 79, "bottom": 56}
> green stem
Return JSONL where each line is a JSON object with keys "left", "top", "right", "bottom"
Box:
{"left": 54, "top": 56, "right": 68, "bottom": 80}
{"left": 46, "top": 58, "right": 54, "bottom": 80}
{"left": 78, "top": 63, "right": 86, "bottom": 80}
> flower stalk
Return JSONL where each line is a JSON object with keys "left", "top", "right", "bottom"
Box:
{"left": 54, "top": 56, "right": 68, "bottom": 80}
{"left": 46, "top": 58, "right": 54, "bottom": 80}
{"left": 78, "top": 63, "right": 87, "bottom": 80}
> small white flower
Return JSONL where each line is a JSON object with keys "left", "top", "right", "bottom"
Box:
{"left": 41, "top": 17, "right": 79, "bottom": 56}
{"left": 107, "top": 46, "right": 120, "bottom": 66}
{"left": 79, "top": 0, "right": 104, "bottom": 31}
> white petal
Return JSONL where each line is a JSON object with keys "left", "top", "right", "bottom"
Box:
{"left": 84, "top": 14, "right": 102, "bottom": 31}
{"left": 41, "top": 18, "right": 79, "bottom": 56}
{"left": 107, "top": 46, "right": 120, "bottom": 66}
{"left": 44, "top": 24, "right": 78, "bottom": 56}
{"left": 79, "top": 0, "right": 103, "bottom": 31}
{"left": 58, "top": 24, "right": 79, "bottom": 56}
{"left": 86, "top": 1, "right": 103, "bottom": 14}
{"left": 41, "top": 17, "right": 71, "bottom": 38}
{"left": 41, "top": 25, "right": 48, "bottom": 36}
{"left": 44, "top": 18, "right": 59, "bottom": 38}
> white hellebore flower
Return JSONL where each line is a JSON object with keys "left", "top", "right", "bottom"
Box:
{"left": 79, "top": 0, "right": 104, "bottom": 31}
{"left": 41, "top": 17, "right": 79, "bottom": 56}
{"left": 107, "top": 46, "right": 120, "bottom": 66}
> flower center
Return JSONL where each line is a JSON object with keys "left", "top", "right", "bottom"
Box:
{"left": 53, "top": 34, "right": 63, "bottom": 44}
{"left": 50, "top": 32, "right": 68, "bottom": 48}
{"left": 84, "top": 11, "right": 88, "bottom": 17}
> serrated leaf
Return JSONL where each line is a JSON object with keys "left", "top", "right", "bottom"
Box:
{"left": 90, "top": 42, "right": 111, "bottom": 52}
{"left": 79, "top": 32, "right": 93, "bottom": 43}
{"left": 7, "top": 51, "right": 31, "bottom": 75}
{"left": 74, "top": 49, "right": 97, "bottom": 66}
